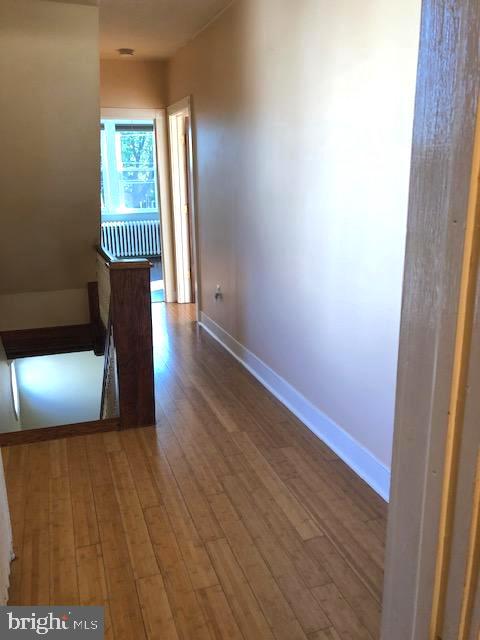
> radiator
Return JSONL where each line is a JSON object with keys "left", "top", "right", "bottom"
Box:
{"left": 101, "top": 220, "right": 161, "bottom": 258}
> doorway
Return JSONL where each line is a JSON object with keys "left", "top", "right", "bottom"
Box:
{"left": 167, "top": 97, "right": 198, "bottom": 311}
{"left": 100, "top": 108, "right": 165, "bottom": 304}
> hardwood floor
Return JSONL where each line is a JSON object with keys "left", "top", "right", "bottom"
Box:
{"left": 1, "top": 303, "right": 387, "bottom": 639}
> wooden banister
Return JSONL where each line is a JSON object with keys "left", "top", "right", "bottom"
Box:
{"left": 96, "top": 246, "right": 155, "bottom": 429}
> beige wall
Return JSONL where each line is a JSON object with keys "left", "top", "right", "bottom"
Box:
{"left": 100, "top": 60, "right": 167, "bottom": 109}
{"left": 0, "top": 0, "right": 99, "bottom": 328}
{"left": 168, "top": 0, "right": 421, "bottom": 474}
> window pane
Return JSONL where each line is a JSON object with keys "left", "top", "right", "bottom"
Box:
{"left": 117, "top": 131, "right": 154, "bottom": 170}
{"left": 101, "top": 121, "right": 159, "bottom": 214}
{"left": 100, "top": 166, "right": 105, "bottom": 210}
{"left": 100, "top": 131, "right": 107, "bottom": 211}
{"left": 119, "top": 171, "right": 157, "bottom": 210}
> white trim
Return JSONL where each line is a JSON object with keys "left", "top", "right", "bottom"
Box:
{"left": 167, "top": 97, "right": 191, "bottom": 115}
{"left": 167, "top": 95, "right": 200, "bottom": 320}
{"left": 199, "top": 311, "right": 390, "bottom": 501}
{"left": 155, "top": 109, "right": 177, "bottom": 302}
{"left": 101, "top": 107, "right": 158, "bottom": 120}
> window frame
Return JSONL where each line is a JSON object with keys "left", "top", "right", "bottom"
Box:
{"left": 100, "top": 118, "right": 160, "bottom": 217}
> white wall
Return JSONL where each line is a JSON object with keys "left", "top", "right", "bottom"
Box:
{"left": 0, "top": 0, "right": 100, "bottom": 330}
{"left": 0, "top": 455, "right": 13, "bottom": 605}
{"left": 0, "top": 342, "right": 16, "bottom": 601}
{"left": 168, "top": 0, "right": 421, "bottom": 494}
{"left": 15, "top": 351, "right": 104, "bottom": 428}
{"left": 0, "top": 343, "right": 20, "bottom": 432}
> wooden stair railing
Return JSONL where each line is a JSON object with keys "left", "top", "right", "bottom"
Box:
{"left": 97, "top": 246, "right": 155, "bottom": 429}
{"left": 99, "top": 309, "right": 116, "bottom": 420}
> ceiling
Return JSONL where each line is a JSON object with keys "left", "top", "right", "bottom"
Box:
{"left": 98, "top": 0, "right": 233, "bottom": 60}
{"left": 48, "top": 0, "right": 99, "bottom": 5}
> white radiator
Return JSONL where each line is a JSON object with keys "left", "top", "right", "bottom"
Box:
{"left": 101, "top": 220, "right": 161, "bottom": 258}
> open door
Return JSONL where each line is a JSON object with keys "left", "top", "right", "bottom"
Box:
{"left": 381, "top": 1, "right": 480, "bottom": 638}
{"left": 168, "top": 98, "right": 197, "bottom": 306}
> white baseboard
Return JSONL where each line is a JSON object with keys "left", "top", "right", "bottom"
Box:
{"left": 199, "top": 312, "right": 390, "bottom": 501}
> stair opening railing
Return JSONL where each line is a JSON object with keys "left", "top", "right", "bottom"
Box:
{"left": 97, "top": 246, "right": 155, "bottom": 428}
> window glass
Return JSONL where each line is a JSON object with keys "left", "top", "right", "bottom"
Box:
{"left": 100, "top": 129, "right": 107, "bottom": 213}
{"left": 100, "top": 121, "right": 159, "bottom": 215}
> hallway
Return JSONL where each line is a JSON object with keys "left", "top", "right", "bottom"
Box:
{"left": 1, "top": 304, "right": 387, "bottom": 640}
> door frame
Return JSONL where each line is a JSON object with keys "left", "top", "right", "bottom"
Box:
{"left": 100, "top": 107, "right": 175, "bottom": 303}
{"left": 166, "top": 96, "right": 200, "bottom": 319}
{"left": 381, "top": 1, "right": 480, "bottom": 638}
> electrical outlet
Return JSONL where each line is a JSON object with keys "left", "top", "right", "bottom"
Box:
{"left": 215, "top": 284, "right": 223, "bottom": 300}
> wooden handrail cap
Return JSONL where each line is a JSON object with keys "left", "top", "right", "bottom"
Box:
{"left": 95, "top": 245, "right": 152, "bottom": 270}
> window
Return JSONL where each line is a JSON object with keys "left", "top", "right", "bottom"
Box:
{"left": 101, "top": 120, "right": 159, "bottom": 215}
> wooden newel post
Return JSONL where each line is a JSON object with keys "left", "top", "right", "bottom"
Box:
{"left": 109, "top": 261, "right": 155, "bottom": 428}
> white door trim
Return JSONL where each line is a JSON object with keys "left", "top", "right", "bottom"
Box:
{"left": 100, "top": 107, "right": 176, "bottom": 303}
{"left": 101, "top": 107, "right": 159, "bottom": 120}
{"left": 381, "top": 1, "right": 480, "bottom": 638}
{"left": 167, "top": 95, "right": 200, "bottom": 319}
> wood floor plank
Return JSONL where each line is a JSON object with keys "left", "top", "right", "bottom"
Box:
{"left": 308, "top": 629, "right": 342, "bottom": 640}
{"left": 327, "top": 459, "right": 387, "bottom": 522}
{"left": 210, "top": 494, "right": 309, "bottom": 640}
{"left": 206, "top": 538, "right": 276, "bottom": 640}
{"left": 197, "top": 583, "right": 245, "bottom": 640}
{"left": 249, "top": 482, "right": 331, "bottom": 590}
{"left": 105, "top": 565, "right": 147, "bottom": 640}
{"left": 49, "top": 439, "right": 68, "bottom": 480}
{"left": 312, "top": 583, "right": 374, "bottom": 640}
{"left": 281, "top": 446, "right": 373, "bottom": 525}
{"left": 232, "top": 431, "right": 321, "bottom": 541}
{"left": 222, "top": 474, "right": 330, "bottom": 634}
{"left": 76, "top": 544, "right": 113, "bottom": 640}
{"left": 85, "top": 433, "right": 114, "bottom": 488}
{"left": 49, "top": 474, "right": 78, "bottom": 604}
{"left": 169, "top": 400, "right": 231, "bottom": 493}
{"left": 20, "top": 443, "right": 50, "bottom": 605}
{"left": 1, "top": 448, "right": 10, "bottom": 474}
{"left": 67, "top": 436, "right": 99, "bottom": 549}
{"left": 137, "top": 573, "right": 179, "bottom": 640}
{"left": 141, "top": 430, "right": 219, "bottom": 591}
{"left": 89, "top": 441, "right": 146, "bottom": 640}
{"left": 305, "top": 536, "right": 382, "bottom": 638}
{"left": 282, "top": 447, "right": 386, "bottom": 570}
{"left": 144, "top": 505, "right": 213, "bottom": 640}
{"left": 108, "top": 450, "right": 159, "bottom": 580}
{"left": 155, "top": 426, "right": 224, "bottom": 543}
{"left": 119, "top": 429, "right": 160, "bottom": 510}
{"left": 289, "top": 477, "right": 384, "bottom": 602}
{"left": 3, "top": 303, "right": 387, "bottom": 640}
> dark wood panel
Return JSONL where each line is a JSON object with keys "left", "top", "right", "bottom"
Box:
{"left": 1, "top": 282, "right": 105, "bottom": 359}
{"left": 109, "top": 266, "right": 155, "bottom": 428}
{"left": 0, "top": 418, "right": 119, "bottom": 447}
{"left": 1, "top": 324, "right": 95, "bottom": 359}
{"left": 88, "top": 281, "right": 106, "bottom": 356}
